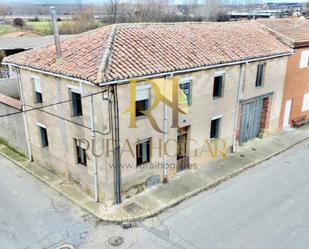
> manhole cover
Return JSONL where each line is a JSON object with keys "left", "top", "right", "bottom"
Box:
{"left": 108, "top": 236, "right": 124, "bottom": 246}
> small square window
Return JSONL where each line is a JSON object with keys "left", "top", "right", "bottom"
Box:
{"left": 179, "top": 81, "right": 192, "bottom": 106}
{"left": 210, "top": 117, "right": 221, "bottom": 139}
{"left": 256, "top": 64, "right": 265, "bottom": 87}
{"left": 136, "top": 99, "right": 149, "bottom": 117}
{"left": 38, "top": 125, "right": 48, "bottom": 148}
{"left": 213, "top": 75, "right": 224, "bottom": 98}
{"left": 136, "top": 139, "right": 151, "bottom": 166}
{"left": 75, "top": 139, "right": 87, "bottom": 166}
{"left": 35, "top": 92, "right": 43, "bottom": 103}
{"left": 71, "top": 90, "right": 83, "bottom": 116}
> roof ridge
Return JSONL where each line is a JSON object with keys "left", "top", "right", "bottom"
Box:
{"left": 96, "top": 24, "right": 118, "bottom": 83}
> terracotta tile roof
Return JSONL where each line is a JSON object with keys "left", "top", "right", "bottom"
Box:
{"left": 0, "top": 94, "right": 21, "bottom": 110}
{"left": 257, "top": 18, "right": 309, "bottom": 48}
{"left": 3, "top": 21, "right": 292, "bottom": 84}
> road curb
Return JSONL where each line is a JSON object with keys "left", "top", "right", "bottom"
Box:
{"left": 1, "top": 134, "right": 308, "bottom": 223}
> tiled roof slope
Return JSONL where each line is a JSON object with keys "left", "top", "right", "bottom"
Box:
{"left": 3, "top": 21, "right": 292, "bottom": 84}
{"left": 257, "top": 18, "right": 309, "bottom": 48}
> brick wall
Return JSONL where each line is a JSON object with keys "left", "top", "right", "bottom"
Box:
{"left": 260, "top": 96, "right": 272, "bottom": 133}
{"left": 279, "top": 48, "right": 309, "bottom": 128}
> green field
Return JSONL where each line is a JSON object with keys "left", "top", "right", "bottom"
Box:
{"left": 26, "top": 21, "right": 58, "bottom": 35}
{"left": 0, "top": 25, "right": 20, "bottom": 36}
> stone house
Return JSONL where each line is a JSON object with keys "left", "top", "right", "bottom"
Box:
{"left": 3, "top": 21, "right": 292, "bottom": 206}
{"left": 258, "top": 18, "right": 309, "bottom": 128}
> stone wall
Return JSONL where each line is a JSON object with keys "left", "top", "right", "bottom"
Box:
{"left": 0, "top": 96, "right": 27, "bottom": 155}
{"left": 0, "top": 78, "right": 20, "bottom": 99}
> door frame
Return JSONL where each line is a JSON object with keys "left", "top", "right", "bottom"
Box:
{"left": 283, "top": 99, "right": 292, "bottom": 128}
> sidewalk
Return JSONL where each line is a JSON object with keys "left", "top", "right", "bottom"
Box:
{"left": 1, "top": 126, "right": 309, "bottom": 223}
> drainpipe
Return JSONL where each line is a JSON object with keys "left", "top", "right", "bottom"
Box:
{"left": 232, "top": 62, "right": 247, "bottom": 152}
{"left": 16, "top": 67, "right": 32, "bottom": 161}
{"left": 111, "top": 85, "right": 121, "bottom": 204}
{"left": 163, "top": 73, "right": 173, "bottom": 183}
{"left": 89, "top": 94, "right": 99, "bottom": 202}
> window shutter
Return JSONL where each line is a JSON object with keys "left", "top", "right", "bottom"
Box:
{"left": 300, "top": 51, "right": 309, "bottom": 68}
{"left": 34, "top": 79, "right": 42, "bottom": 93}
{"left": 136, "top": 86, "right": 150, "bottom": 101}
{"left": 302, "top": 93, "right": 309, "bottom": 112}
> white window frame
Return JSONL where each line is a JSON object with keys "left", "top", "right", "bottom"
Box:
{"left": 32, "top": 76, "right": 43, "bottom": 103}
{"left": 210, "top": 115, "right": 223, "bottom": 139}
{"left": 179, "top": 77, "right": 193, "bottom": 106}
{"left": 136, "top": 85, "right": 151, "bottom": 117}
{"left": 37, "top": 122, "right": 48, "bottom": 148}
{"left": 302, "top": 93, "right": 309, "bottom": 112}
{"left": 68, "top": 85, "right": 83, "bottom": 117}
{"left": 300, "top": 51, "right": 309, "bottom": 69}
{"left": 213, "top": 72, "right": 225, "bottom": 98}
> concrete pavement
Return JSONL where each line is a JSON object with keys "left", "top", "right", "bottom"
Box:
{"left": 0, "top": 155, "right": 91, "bottom": 249}
{"left": 1, "top": 135, "right": 309, "bottom": 248}
{"left": 1, "top": 126, "right": 309, "bottom": 222}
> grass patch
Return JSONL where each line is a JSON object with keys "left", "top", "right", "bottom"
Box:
{"left": 0, "top": 138, "right": 26, "bottom": 159}
{"left": 0, "top": 25, "right": 20, "bottom": 36}
{"left": 26, "top": 21, "right": 56, "bottom": 35}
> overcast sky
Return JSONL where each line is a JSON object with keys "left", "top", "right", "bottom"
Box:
{"left": 2, "top": 0, "right": 308, "bottom": 4}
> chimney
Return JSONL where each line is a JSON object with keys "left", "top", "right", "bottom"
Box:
{"left": 50, "top": 6, "right": 62, "bottom": 61}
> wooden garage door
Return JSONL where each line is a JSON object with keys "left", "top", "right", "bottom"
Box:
{"left": 239, "top": 98, "right": 263, "bottom": 144}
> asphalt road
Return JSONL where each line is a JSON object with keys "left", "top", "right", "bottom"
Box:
{"left": 1, "top": 139, "right": 309, "bottom": 249}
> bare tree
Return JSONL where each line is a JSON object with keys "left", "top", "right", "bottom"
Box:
{"left": 109, "top": 0, "right": 121, "bottom": 23}
{"left": 0, "top": 4, "right": 11, "bottom": 22}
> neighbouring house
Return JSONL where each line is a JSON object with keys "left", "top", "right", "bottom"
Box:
{"left": 0, "top": 33, "right": 73, "bottom": 63}
{"left": 258, "top": 18, "right": 309, "bottom": 128}
{"left": 0, "top": 93, "right": 28, "bottom": 155}
{"left": 2, "top": 22, "right": 292, "bottom": 206}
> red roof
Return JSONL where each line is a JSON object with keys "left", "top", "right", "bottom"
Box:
{"left": 257, "top": 18, "right": 309, "bottom": 48}
{"left": 0, "top": 94, "right": 21, "bottom": 110}
{"left": 3, "top": 21, "right": 292, "bottom": 84}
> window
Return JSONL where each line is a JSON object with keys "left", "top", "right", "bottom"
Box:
{"left": 213, "top": 75, "right": 224, "bottom": 98}
{"left": 255, "top": 64, "right": 265, "bottom": 87}
{"left": 75, "top": 139, "right": 87, "bottom": 166}
{"left": 38, "top": 124, "right": 48, "bottom": 148}
{"left": 70, "top": 89, "right": 83, "bottom": 116}
{"left": 302, "top": 93, "right": 309, "bottom": 112}
{"left": 179, "top": 81, "right": 192, "bottom": 106}
{"left": 33, "top": 77, "right": 43, "bottom": 103}
{"left": 210, "top": 117, "right": 221, "bottom": 139}
{"left": 300, "top": 50, "right": 309, "bottom": 68}
{"left": 136, "top": 139, "right": 151, "bottom": 166}
{"left": 136, "top": 86, "right": 150, "bottom": 117}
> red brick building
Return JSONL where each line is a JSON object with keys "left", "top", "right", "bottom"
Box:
{"left": 258, "top": 18, "right": 309, "bottom": 128}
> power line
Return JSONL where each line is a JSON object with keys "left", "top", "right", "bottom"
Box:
{"left": 0, "top": 89, "right": 107, "bottom": 119}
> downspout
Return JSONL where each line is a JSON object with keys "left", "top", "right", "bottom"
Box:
{"left": 232, "top": 62, "right": 247, "bottom": 152}
{"left": 111, "top": 85, "right": 121, "bottom": 204}
{"left": 162, "top": 76, "right": 168, "bottom": 183}
{"left": 89, "top": 94, "right": 99, "bottom": 202}
{"left": 16, "top": 67, "right": 32, "bottom": 161}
